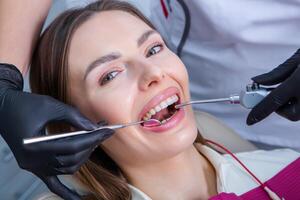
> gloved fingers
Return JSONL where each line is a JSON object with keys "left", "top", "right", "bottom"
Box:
{"left": 44, "top": 98, "right": 98, "bottom": 131}
{"left": 60, "top": 105, "right": 98, "bottom": 131}
{"left": 276, "top": 98, "right": 300, "bottom": 121}
{"left": 247, "top": 79, "right": 294, "bottom": 125}
{"left": 55, "top": 148, "right": 92, "bottom": 167}
{"left": 252, "top": 63, "right": 298, "bottom": 86}
{"left": 41, "top": 176, "right": 81, "bottom": 200}
{"left": 26, "top": 128, "right": 113, "bottom": 154}
{"left": 97, "top": 121, "right": 108, "bottom": 126}
{"left": 92, "top": 128, "right": 115, "bottom": 142}
{"left": 252, "top": 49, "right": 300, "bottom": 85}
{"left": 54, "top": 154, "right": 90, "bottom": 174}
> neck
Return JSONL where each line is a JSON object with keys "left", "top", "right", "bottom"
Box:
{"left": 123, "top": 144, "right": 217, "bottom": 200}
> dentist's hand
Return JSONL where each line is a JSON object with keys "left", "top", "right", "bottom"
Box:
{"left": 0, "top": 63, "right": 114, "bottom": 200}
{"left": 247, "top": 49, "right": 300, "bottom": 125}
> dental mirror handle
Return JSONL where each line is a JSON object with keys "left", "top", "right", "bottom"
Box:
{"left": 23, "top": 119, "right": 160, "bottom": 145}
{"left": 23, "top": 125, "right": 124, "bottom": 145}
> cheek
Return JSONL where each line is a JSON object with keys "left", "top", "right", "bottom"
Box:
{"left": 76, "top": 78, "right": 136, "bottom": 124}
{"left": 162, "top": 52, "right": 190, "bottom": 97}
{"left": 174, "top": 58, "right": 189, "bottom": 87}
{"left": 89, "top": 90, "right": 134, "bottom": 123}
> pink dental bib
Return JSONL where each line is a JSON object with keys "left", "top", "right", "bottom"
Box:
{"left": 207, "top": 140, "right": 300, "bottom": 200}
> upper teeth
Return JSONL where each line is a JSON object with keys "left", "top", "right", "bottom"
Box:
{"left": 143, "top": 94, "right": 179, "bottom": 121}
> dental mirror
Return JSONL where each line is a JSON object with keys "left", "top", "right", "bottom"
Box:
{"left": 142, "top": 118, "right": 161, "bottom": 127}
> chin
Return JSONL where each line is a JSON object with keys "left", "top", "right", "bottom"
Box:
{"left": 152, "top": 122, "right": 198, "bottom": 161}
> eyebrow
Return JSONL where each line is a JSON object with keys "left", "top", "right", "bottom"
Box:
{"left": 137, "top": 30, "right": 157, "bottom": 47}
{"left": 84, "top": 30, "right": 157, "bottom": 80}
{"left": 84, "top": 52, "right": 121, "bottom": 80}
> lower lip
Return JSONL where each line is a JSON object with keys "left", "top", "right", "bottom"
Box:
{"left": 141, "top": 108, "right": 185, "bottom": 133}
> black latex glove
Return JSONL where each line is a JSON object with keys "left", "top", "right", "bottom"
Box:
{"left": 0, "top": 63, "right": 114, "bottom": 200}
{"left": 247, "top": 49, "right": 300, "bottom": 125}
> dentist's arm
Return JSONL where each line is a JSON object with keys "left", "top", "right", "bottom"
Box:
{"left": 247, "top": 49, "right": 300, "bottom": 125}
{"left": 0, "top": 0, "right": 52, "bottom": 73}
{"left": 0, "top": 1, "right": 114, "bottom": 200}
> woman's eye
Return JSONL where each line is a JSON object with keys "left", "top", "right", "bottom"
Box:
{"left": 100, "top": 71, "right": 120, "bottom": 85}
{"left": 146, "top": 44, "right": 163, "bottom": 57}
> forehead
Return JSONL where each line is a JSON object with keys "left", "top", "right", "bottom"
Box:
{"left": 70, "top": 10, "right": 151, "bottom": 54}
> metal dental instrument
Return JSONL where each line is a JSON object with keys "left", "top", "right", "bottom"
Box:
{"left": 175, "top": 83, "right": 273, "bottom": 110}
{"left": 23, "top": 119, "right": 161, "bottom": 145}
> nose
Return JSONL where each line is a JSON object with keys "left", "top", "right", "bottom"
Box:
{"left": 137, "top": 60, "right": 165, "bottom": 91}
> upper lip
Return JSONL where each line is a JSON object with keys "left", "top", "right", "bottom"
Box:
{"left": 138, "top": 86, "right": 180, "bottom": 121}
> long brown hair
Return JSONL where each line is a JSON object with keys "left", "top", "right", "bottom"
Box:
{"left": 30, "top": 1, "right": 206, "bottom": 199}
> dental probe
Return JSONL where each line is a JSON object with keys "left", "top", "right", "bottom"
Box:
{"left": 175, "top": 95, "right": 240, "bottom": 109}
{"left": 23, "top": 119, "right": 161, "bottom": 145}
{"left": 175, "top": 83, "right": 272, "bottom": 110}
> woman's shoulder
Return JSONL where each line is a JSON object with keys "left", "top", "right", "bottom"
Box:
{"left": 197, "top": 144, "right": 300, "bottom": 195}
{"left": 220, "top": 148, "right": 300, "bottom": 194}
{"left": 230, "top": 148, "right": 300, "bottom": 167}
{"left": 225, "top": 148, "right": 300, "bottom": 182}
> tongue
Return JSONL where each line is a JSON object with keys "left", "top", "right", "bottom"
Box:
{"left": 152, "top": 108, "right": 169, "bottom": 121}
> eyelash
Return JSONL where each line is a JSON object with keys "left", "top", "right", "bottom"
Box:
{"left": 99, "top": 70, "right": 120, "bottom": 86}
{"left": 146, "top": 43, "right": 163, "bottom": 57}
{"left": 99, "top": 43, "right": 164, "bottom": 85}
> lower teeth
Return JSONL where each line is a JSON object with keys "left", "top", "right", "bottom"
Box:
{"left": 159, "top": 110, "right": 177, "bottom": 125}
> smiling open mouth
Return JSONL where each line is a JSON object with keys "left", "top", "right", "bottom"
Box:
{"left": 141, "top": 94, "right": 180, "bottom": 126}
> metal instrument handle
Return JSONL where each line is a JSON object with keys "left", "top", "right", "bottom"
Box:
{"left": 23, "top": 125, "right": 123, "bottom": 145}
{"left": 175, "top": 98, "right": 230, "bottom": 109}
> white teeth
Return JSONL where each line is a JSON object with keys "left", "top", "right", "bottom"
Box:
{"left": 160, "top": 101, "right": 168, "bottom": 109}
{"left": 166, "top": 97, "right": 173, "bottom": 105}
{"left": 149, "top": 109, "right": 156, "bottom": 115}
{"left": 146, "top": 112, "right": 152, "bottom": 119}
{"left": 142, "top": 94, "right": 179, "bottom": 121}
{"left": 155, "top": 105, "right": 161, "bottom": 112}
{"left": 173, "top": 95, "right": 179, "bottom": 102}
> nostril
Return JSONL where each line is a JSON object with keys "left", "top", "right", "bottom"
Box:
{"left": 148, "top": 80, "right": 159, "bottom": 88}
{"left": 140, "top": 67, "right": 165, "bottom": 89}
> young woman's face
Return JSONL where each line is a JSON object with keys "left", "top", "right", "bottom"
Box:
{"left": 68, "top": 10, "right": 198, "bottom": 167}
